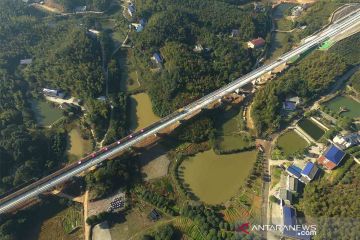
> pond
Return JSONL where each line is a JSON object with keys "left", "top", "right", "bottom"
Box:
{"left": 30, "top": 99, "right": 63, "bottom": 126}
{"left": 276, "top": 130, "right": 308, "bottom": 156}
{"left": 67, "top": 128, "right": 93, "bottom": 162}
{"left": 325, "top": 96, "right": 360, "bottom": 118}
{"left": 297, "top": 118, "right": 325, "bottom": 141}
{"left": 129, "top": 93, "right": 160, "bottom": 131}
{"left": 273, "top": 3, "right": 295, "bottom": 19}
{"left": 215, "top": 106, "right": 252, "bottom": 151}
{"left": 180, "top": 150, "right": 257, "bottom": 205}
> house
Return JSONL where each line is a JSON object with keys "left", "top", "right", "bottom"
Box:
{"left": 333, "top": 132, "right": 360, "bottom": 150}
{"left": 247, "top": 37, "right": 265, "bottom": 49}
{"left": 75, "top": 6, "right": 87, "bottom": 12}
{"left": 283, "top": 96, "right": 301, "bottom": 111}
{"left": 281, "top": 204, "right": 310, "bottom": 239}
{"left": 88, "top": 29, "right": 100, "bottom": 36}
{"left": 148, "top": 209, "right": 161, "bottom": 221}
{"left": 42, "top": 88, "right": 65, "bottom": 99}
{"left": 152, "top": 53, "right": 163, "bottom": 65}
{"left": 286, "top": 165, "right": 302, "bottom": 179}
{"left": 127, "top": 3, "right": 135, "bottom": 17}
{"left": 282, "top": 204, "right": 296, "bottom": 225}
{"left": 20, "top": 58, "right": 32, "bottom": 65}
{"left": 193, "top": 44, "right": 204, "bottom": 52}
{"left": 279, "top": 189, "right": 293, "bottom": 205}
{"left": 97, "top": 96, "right": 107, "bottom": 101}
{"left": 253, "top": 2, "right": 265, "bottom": 13}
{"left": 231, "top": 29, "right": 240, "bottom": 37}
{"left": 318, "top": 144, "right": 346, "bottom": 170}
{"left": 300, "top": 162, "right": 318, "bottom": 183}
{"left": 291, "top": 6, "right": 304, "bottom": 17}
{"left": 283, "top": 101, "right": 297, "bottom": 111}
{"left": 286, "top": 176, "right": 299, "bottom": 193}
{"left": 131, "top": 23, "right": 144, "bottom": 32}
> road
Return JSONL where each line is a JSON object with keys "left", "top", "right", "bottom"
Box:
{"left": 1, "top": 10, "right": 360, "bottom": 214}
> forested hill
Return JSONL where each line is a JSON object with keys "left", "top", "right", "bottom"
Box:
{"left": 52, "top": 0, "right": 112, "bottom": 11}
{"left": 0, "top": 0, "right": 110, "bottom": 193}
{"left": 23, "top": 26, "right": 104, "bottom": 99}
{"left": 132, "top": 0, "right": 272, "bottom": 116}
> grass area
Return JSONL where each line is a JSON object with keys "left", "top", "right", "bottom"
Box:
{"left": 30, "top": 99, "right": 63, "bottom": 126}
{"left": 214, "top": 106, "right": 253, "bottom": 151}
{"left": 19, "top": 197, "right": 83, "bottom": 240}
{"left": 37, "top": 204, "right": 83, "bottom": 240}
{"left": 270, "top": 166, "right": 282, "bottom": 189}
{"left": 110, "top": 203, "right": 172, "bottom": 240}
{"left": 319, "top": 40, "right": 335, "bottom": 51}
{"left": 349, "top": 69, "right": 360, "bottom": 93}
{"left": 267, "top": 32, "right": 294, "bottom": 62}
{"left": 275, "top": 18, "right": 294, "bottom": 31}
{"left": 297, "top": 118, "right": 325, "bottom": 141}
{"left": 324, "top": 95, "right": 360, "bottom": 118}
{"left": 276, "top": 130, "right": 308, "bottom": 157}
{"left": 216, "top": 135, "right": 252, "bottom": 151}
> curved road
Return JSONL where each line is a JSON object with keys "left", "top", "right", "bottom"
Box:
{"left": 1, "top": 10, "right": 360, "bottom": 214}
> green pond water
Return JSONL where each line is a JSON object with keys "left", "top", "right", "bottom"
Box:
{"left": 31, "top": 100, "right": 63, "bottom": 126}
{"left": 180, "top": 150, "right": 257, "bottom": 204}
{"left": 67, "top": 128, "right": 92, "bottom": 162}
{"left": 298, "top": 118, "right": 325, "bottom": 141}
{"left": 129, "top": 93, "right": 160, "bottom": 131}
{"left": 277, "top": 130, "right": 308, "bottom": 155}
{"left": 325, "top": 96, "right": 360, "bottom": 118}
{"left": 273, "top": 3, "right": 295, "bottom": 19}
{"left": 215, "top": 107, "right": 251, "bottom": 150}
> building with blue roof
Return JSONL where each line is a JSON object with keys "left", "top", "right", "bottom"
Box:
{"left": 286, "top": 165, "right": 302, "bottom": 179}
{"left": 152, "top": 53, "right": 163, "bottom": 65}
{"left": 282, "top": 204, "right": 311, "bottom": 240}
{"left": 300, "top": 162, "right": 319, "bottom": 183}
{"left": 318, "top": 144, "right": 346, "bottom": 170}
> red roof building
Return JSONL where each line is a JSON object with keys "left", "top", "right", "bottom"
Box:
{"left": 318, "top": 145, "right": 346, "bottom": 170}
{"left": 247, "top": 37, "right": 265, "bottom": 49}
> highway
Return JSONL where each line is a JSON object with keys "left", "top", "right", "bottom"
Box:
{"left": 1, "top": 10, "right": 360, "bottom": 214}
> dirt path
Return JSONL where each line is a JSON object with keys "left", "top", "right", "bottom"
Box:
{"left": 246, "top": 103, "right": 255, "bottom": 130}
{"left": 84, "top": 190, "right": 90, "bottom": 240}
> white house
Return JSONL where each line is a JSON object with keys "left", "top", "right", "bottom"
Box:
{"left": 20, "top": 59, "right": 32, "bottom": 65}
{"left": 333, "top": 132, "right": 360, "bottom": 149}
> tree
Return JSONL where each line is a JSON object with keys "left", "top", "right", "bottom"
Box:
{"left": 153, "top": 224, "right": 175, "bottom": 240}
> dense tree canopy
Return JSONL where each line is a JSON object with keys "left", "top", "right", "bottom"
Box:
{"left": 132, "top": 0, "right": 271, "bottom": 116}
{"left": 299, "top": 163, "right": 360, "bottom": 240}
{"left": 251, "top": 51, "right": 347, "bottom": 135}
